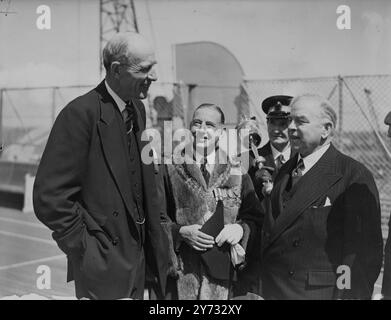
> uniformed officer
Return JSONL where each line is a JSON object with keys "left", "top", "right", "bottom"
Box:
{"left": 247, "top": 95, "right": 295, "bottom": 201}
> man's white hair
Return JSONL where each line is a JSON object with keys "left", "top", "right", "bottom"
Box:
{"left": 102, "top": 32, "right": 151, "bottom": 72}
{"left": 290, "top": 93, "right": 338, "bottom": 130}
{"left": 102, "top": 33, "right": 132, "bottom": 71}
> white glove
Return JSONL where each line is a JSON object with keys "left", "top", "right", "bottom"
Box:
{"left": 215, "top": 223, "right": 244, "bottom": 247}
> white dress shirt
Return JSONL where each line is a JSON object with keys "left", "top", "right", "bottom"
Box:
{"left": 298, "top": 143, "right": 330, "bottom": 176}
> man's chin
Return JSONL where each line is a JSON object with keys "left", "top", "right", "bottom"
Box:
{"left": 138, "top": 92, "right": 147, "bottom": 99}
{"left": 289, "top": 139, "right": 302, "bottom": 150}
{"left": 138, "top": 88, "right": 150, "bottom": 99}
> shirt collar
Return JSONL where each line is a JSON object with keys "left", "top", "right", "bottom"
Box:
{"left": 105, "top": 80, "right": 127, "bottom": 113}
{"left": 270, "top": 143, "right": 291, "bottom": 161}
{"left": 298, "top": 143, "right": 330, "bottom": 173}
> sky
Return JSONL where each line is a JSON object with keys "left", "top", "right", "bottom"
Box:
{"left": 0, "top": 0, "right": 390, "bottom": 88}
{"left": 0, "top": 0, "right": 390, "bottom": 162}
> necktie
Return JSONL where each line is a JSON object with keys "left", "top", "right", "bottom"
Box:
{"left": 276, "top": 154, "right": 285, "bottom": 171}
{"left": 278, "top": 159, "right": 305, "bottom": 219}
{"left": 200, "top": 158, "right": 210, "bottom": 186}
{"left": 290, "top": 158, "right": 305, "bottom": 189}
{"left": 123, "top": 102, "right": 139, "bottom": 133}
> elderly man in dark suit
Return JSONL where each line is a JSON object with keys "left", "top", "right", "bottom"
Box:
{"left": 382, "top": 111, "right": 391, "bottom": 299}
{"left": 33, "top": 32, "right": 168, "bottom": 300}
{"left": 261, "top": 93, "right": 383, "bottom": 300}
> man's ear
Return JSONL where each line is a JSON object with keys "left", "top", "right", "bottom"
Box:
{"left": 110, "top": 61, "right": 121, "bottom": 78}
{"left": 321, "top": 121, "right": 333, "bottom": 139}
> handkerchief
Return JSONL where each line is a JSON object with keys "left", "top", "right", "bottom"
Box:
{"left": 323, "top": 197, "right": 332, "bottom": 207}
{"left": 230, "top": 243, "right": 246, "bottom": 266}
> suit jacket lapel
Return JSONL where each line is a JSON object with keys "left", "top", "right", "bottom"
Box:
{"left": 130, "top": 99, "right": 161, "bottom": 225}
{"left": 258, "top": 142, "right": 275, "bottom": 169}
{"left": 132, "top": 99, "right": 146, "bottom": 154}
{"left": 96, "top": 83, "right": 139, "bottom": 235}
{"left": 266, "top": 145, "right": 342, "bottom": 250}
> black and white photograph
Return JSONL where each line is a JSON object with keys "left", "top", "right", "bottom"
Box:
{"left": 0, "top": 0, "right": 391, "bottom": 305}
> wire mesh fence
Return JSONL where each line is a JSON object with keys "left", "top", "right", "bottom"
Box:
{"left": 1, "top": 75, "right": 391, "bottom": 237}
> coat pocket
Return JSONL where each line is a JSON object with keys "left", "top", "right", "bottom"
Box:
{"left": 82, "top": 209, "right": 108, "bottom": 231}
{"left": 307, "top": 270, "right": 337, "bottom": 287}
{"left": 80, "top": 208, "right": 112, "bottom": 249}
{"left": 79, "top": 229, "right": 113, "bottom": 280}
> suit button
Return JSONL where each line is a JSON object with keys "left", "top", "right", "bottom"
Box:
{"left": 112, "top": 237, "right": 119, "bottom": 246}
{"left": 288, "top": 270, "right": 295, "bottom": 277}
{"left": 113, "top": 211, "right": 119, "bottom": 217}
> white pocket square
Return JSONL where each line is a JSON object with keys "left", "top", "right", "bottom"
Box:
{"left": 311, "top": 197, "right": 332, "bottom": 208}
{"left": 323, "top": 197, "right": 332, "bottom": 207}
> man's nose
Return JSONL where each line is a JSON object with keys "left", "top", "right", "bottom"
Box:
{"left": 200, "top": 122, "right": 208, "bottom": 131}
{"left": 288, "top": 119, "right": 296, "bottom": 131}
{"left": 147, "top": 69, "right": 157, "bottom": 82}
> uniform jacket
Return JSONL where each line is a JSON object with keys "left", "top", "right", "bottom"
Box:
{"left": 33, "top": 81, "right": 168, "bottom": 299}
{"left": 261, "top": 144, "right": 383, "bottom": 300}
{"left": 247, "top": 141, "right": 295, "bottom": 202}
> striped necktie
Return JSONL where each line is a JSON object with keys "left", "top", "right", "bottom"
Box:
{"left": 276, "top": 154, "right": 285, "bottom": 171}
{"left": 200, "top": 158, "right": 210, "bottom": 185}
{"left": 123, "top": 102, "right": 139, "bottom": 134}
{"left": 291, "top": 158, "right": 305, "bottom": 188}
